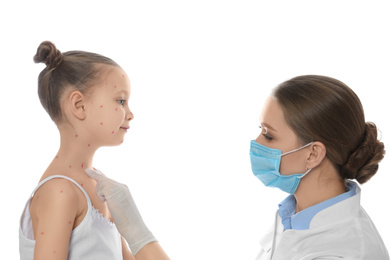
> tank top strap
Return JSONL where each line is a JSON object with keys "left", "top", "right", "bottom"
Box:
{"left": 32, "top": 175, "right": 92, "bottom": 208}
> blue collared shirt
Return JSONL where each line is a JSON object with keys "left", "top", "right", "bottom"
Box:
{"left": 278, "top": 182, "right": 357, "bottom": 230}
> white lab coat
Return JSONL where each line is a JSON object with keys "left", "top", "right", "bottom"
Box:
{"left": 256, "top": 182, "right": 389, "bottom": 260}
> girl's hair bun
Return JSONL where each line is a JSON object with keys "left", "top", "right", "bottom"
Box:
{"left": 33, "top": 41, "right": 63, "bottom": 69}
{"left": 341, "top": 122, "right": 385, "bottom": 184}
{"left": 34, "top": 40, "right": 119, "bottom": 123}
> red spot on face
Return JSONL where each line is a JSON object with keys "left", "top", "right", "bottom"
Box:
{"left": 41, "top": 232, "right": 44, "bottom": 235}
{"left": 81, "top": 183, "right": 84, "bottom": 187}
{"left": 114, "top": 85, "right": 117, "bottom": 88}
{"left": 121, "top": 140, "right": 123, "bottom": 143}
{"left": 122, "top": 74, "right": 125, "bottom": 77}
{"left": 69, "top": 221, "right": 72, "bottom": 225}
{"left": 53, "top": 251, "right": 56, "bottom": 254}
{"left": 115, "top": 108, "right": 118, "bottom": 111}
{"left": 101, "top": 122, "right": 103, "bottom": 125}
{"left": 100, "top": 105, "right": 103, "bottom": 108}
{"left": 55, "top": 156, "right": 59, "bottom": 159}
{"left": 75, "top": 134, "right": 78, "bottom": 138}
{"left": 112, "top": 131, "right": 115, "bottom": 134}
{"left": 81, "top": 163, "right": 84, "bottom": 168}
{"left": 88, "top": 144, "right": 91, "bottom": 147}
{"left": 60, "top": 190, "right": 63, "bottom": 193}
{"left": 69, "top": 165, "right": 72, "bottom": 168}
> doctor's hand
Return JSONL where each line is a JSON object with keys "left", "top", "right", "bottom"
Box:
{"left": 85, "top": 168, "right": 160, "bottom": 256}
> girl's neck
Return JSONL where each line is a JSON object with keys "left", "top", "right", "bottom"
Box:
{"left": 43, "top": 129, "right": 98, "bottom": 180}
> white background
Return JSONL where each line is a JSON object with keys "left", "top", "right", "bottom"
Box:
{"left": 1, "top": 0, "right": 389, "bottom": 259}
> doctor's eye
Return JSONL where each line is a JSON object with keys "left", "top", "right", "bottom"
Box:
{"left": 117, "top": 100, "right": 125, "bottom": 106}
{"left": 259, "top": 126, "right": 273, "bottom": 141}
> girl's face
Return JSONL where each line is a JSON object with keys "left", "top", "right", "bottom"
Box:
{"left": 83, "top": 66, "right": 133, "bottom": 147}
{"left": 255, "top": 97, "right": 309, "bottom": 175}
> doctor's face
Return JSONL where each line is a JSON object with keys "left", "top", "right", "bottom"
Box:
{"left": 255, "top": 96, "right": 309, "bottom": 175}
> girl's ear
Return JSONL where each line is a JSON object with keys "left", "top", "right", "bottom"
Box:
{"left": 306, "top": 141, "right": 327, "bottom": 170}
{"left": 69, "top": 91, "right": 86, "bottom": 120}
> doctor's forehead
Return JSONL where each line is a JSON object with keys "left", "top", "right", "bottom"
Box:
{"left": 259, "top": 97, "right": 286, "bottom": 131}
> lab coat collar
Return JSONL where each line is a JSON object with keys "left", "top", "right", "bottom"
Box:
{"left": 309, "top": 180, "right": 360, "bottom": 229}
{"left": 278, "top": 181, "right": 358, "bottom": 230}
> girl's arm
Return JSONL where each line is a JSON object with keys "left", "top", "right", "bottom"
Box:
{"left": 31, "top": 179, "right": 80, "bottom": 260}
{"left": 135, "top": 242, "right": 170, "bottom": 260}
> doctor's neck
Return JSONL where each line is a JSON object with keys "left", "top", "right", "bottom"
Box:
{"left": 294, "top": 158, "right": 346, "bottom": 213}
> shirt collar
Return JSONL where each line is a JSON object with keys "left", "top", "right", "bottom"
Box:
{"left": 278, "top": 181, "right": 357, "bottom": 230}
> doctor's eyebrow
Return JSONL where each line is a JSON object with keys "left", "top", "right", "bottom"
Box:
{"left": 261, "top": 122, "right": 277, "bottom": 132}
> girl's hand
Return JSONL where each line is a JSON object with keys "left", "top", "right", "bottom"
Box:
{"left": 85, "top": 169, "right": 157, "bottom": 255}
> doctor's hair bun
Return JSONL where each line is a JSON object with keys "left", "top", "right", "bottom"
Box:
{"left": 273, "top": 75, "right": 386, "bottom": 184}
{"left": 33, "top": 41, "right": 63, "bottom": 69}
{"left": 341, "top": 122, "right": 385, "bottom": 184}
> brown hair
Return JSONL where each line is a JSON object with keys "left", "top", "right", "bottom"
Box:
{"left": 34, "top": 41, "right": 119, "bottom": 123}
{"left": 272, "top": 75, "right": 385, "bottom": 184}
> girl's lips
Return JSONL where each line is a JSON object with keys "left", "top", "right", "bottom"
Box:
{"left": 120, "top": 127, "right": 130, "bottom": 132}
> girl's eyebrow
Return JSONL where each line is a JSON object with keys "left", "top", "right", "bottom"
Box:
{"left": 261, "top": 122, "right": 277, "bottom": 132}
{"left": 115, "top": 90, "right": 130, "bottom": 96}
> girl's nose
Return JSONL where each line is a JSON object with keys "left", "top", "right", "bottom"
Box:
{"left": 127, "top": 110, "right": 134, "bottom": 121}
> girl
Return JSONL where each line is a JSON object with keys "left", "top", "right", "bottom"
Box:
{"left": 250, "top": 75, "right": 389, "bottom": 259}
{"left": 19, "top": 41, "right": 159, "bottom": 259}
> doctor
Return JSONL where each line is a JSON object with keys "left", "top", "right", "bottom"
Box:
{"left": 250, "top": 75, "right": 388, "bottom": 259}
{"left": 86, "top": 75, "right": 389, "bottom": 259}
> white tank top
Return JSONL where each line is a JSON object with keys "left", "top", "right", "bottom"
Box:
{"left": 19, "top": 175, "right": 123, "bottom": 260}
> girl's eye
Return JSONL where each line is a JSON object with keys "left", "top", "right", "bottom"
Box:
{"left": 117, "top": 100, "right": 125, "bottom": 106}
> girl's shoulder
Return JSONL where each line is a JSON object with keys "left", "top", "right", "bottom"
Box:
{"left": 30, "top": 177, "right": 84, "bottom": 218}
{"left": 30, "top": 176, "right": 88, "bottom": 235}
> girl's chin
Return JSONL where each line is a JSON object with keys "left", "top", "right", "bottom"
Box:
{"left": 102, "top": 139, "right": 125, "bottom": 147}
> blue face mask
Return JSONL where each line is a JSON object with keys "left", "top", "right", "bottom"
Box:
{"left": 249, "top": 140, "right": 313, "bottom": 194}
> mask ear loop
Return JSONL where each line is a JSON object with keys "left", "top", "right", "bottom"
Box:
{"left": 277, "top": 142, "right": 314, "bottom": 179}
{"left": 278, "top": 142, "right": 313, "bottom": 157}
{"left": 297, "top": 168, "right": 312, "bottom": 179}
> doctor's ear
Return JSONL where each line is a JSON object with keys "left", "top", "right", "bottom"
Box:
{"left": 306, "top": 142, "right": 326, "bottom": 169}
{"left": 69, "top": 90, "right": 87, "bottom": 120}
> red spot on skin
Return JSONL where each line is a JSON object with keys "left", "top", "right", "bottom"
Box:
{"left": 121, "top": 140, "right": 124, "bottom": 143}
{"left": 53, "top": 251, "right": 56, "bottom": 254}
{"left": 55, "top": 156, "right": 59, "bottom": 159}
{"left": 112, "top": 131, "right": 115, "bottom": 134}
{"left": 88, "top": 144, "right": 90, "bottom": 147}
{"left": 60, "top": 190, "right": 63, "bottom": 193}
{"left": 122, "top": 74, "right": 125, "bottom": 77}
{"left": 81, "top": 184, "right": 84, "bottom": 187}
{"left": 114, "top": 85, "right": 117, "bottom": 88}
{"left": 75, "top": 134, "right": 78, "bottom": 138}
{"left": 100, "top": 105, "right": 103, "bottom": 108}
{"left": 101, "top": 122, "right": 103, "bottom": 125}
{"left": 41, "top": 232, "right": 44, "bottom": 235}
{"left": 115, "top": 108, "right": 118, "bottom": 111}
{"left": 81, "top": 163, "right": 84, "bottom": 168}
{"left": 69, "top": 221, "right": 72, "bottom": 225}
{"left": 69, "top": 165, "right": 72, "bottom": 168}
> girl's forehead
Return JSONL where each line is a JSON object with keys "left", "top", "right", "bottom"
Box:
{"left": 96, "top": 67, "right": 130, "bottom": 92}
